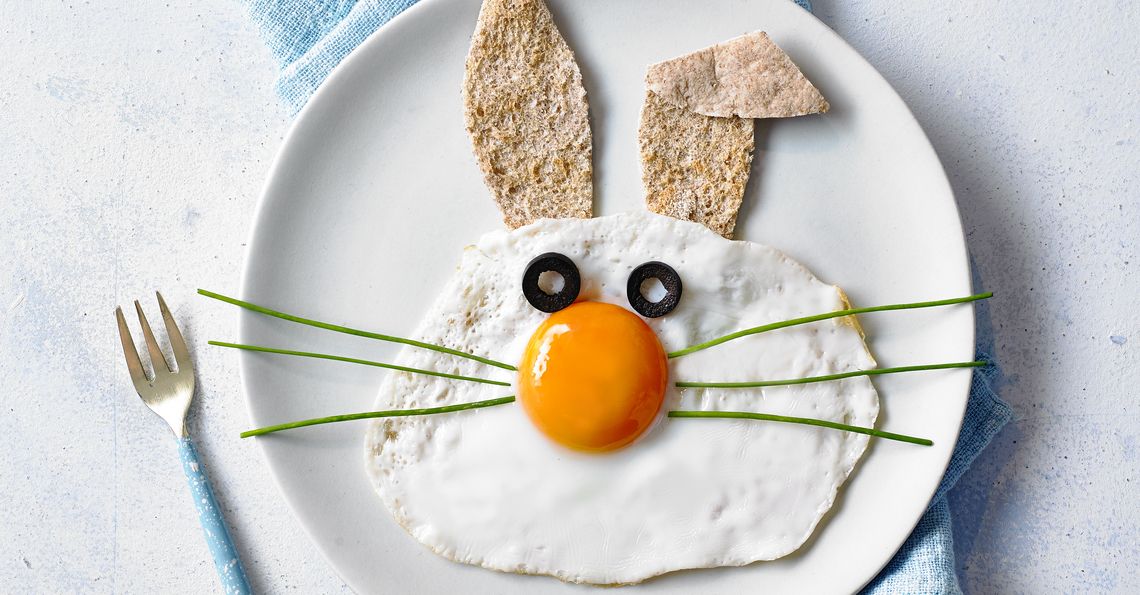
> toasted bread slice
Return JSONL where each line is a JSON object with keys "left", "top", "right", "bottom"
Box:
{"left": 646, "top": 31, "right": 828, "bottom": 118}
{"left": 638, "top": 90, "right": 754, "bottom": 239}
{"left": 462, "top": 0, "right": 593, "bottom": 228}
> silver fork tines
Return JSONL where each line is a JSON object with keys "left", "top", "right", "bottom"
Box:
{"left": 115, "top": 292, "right": 195, "bottom": 437}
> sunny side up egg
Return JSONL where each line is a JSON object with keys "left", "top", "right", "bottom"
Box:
{"left": 364, "top": 211, "right": 879, "bottom": 585}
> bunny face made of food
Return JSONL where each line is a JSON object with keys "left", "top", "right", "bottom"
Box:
{"left": 363, "top": 0, "right": 879, "bottom": 585}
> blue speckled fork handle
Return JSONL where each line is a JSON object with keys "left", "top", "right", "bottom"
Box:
{"left": 179, "top": 436, "right": 252, "bottom": 595}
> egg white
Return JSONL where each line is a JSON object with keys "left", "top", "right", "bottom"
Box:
{"left": 364, "top": 211, "right": 878, "bottom": 585}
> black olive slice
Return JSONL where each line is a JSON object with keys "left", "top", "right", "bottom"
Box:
{"left": 522, "top": 252, "right": 581, "bottom": 313}
{"left": 627, "top": 261, "right": 682, "bottom": 318}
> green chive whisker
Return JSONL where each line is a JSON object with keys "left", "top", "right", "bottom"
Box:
{"left": 667, "top": 410, "right": 932, "bottom": 446}
{"left": 198, "top": 289, "right": 517, "bottom": 371}
{"left": 675, "top": 361, "right": 984, "bottom": 389}
{"left": 240, "top": 396, "right": 517, "bottom": 438}
{"left": 668, "top": 292, "right": 993, "bottom": 359}
{"left": 210, "top": 341, "right": 512, "bottom": 387}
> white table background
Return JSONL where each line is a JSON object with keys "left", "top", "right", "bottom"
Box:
{"left": 1, "top": 1, "right": 1136, "bottom": 593}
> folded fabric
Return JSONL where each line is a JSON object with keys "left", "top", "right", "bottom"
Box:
{"left": 240, "top": 1, "right": 1011, "bottom": 592}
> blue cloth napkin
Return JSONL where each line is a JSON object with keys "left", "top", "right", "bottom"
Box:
{"left": 242, "top": 1, "right": 1011, "bottom": 592}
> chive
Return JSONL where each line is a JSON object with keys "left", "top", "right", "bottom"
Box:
{"left": 240, "top": 396, "right": 517, "bottom": 438}
{"left": 676, "top": 361, "right": 985, "bottom": 388}
{"left": 209, "top": 341, "right": 512, "bottom": 387}
{"left": 668, "top": 293, "right": 993, "bottom": 359}
{"left": 667, "top": 410, "right": 932, "bottom": 446}
{"left": 198, "top": 289, "right": 517, "bottom": 371}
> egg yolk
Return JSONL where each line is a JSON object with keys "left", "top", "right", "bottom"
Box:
{"left": 518, "top": 301, "right": 668, "bottom": 452}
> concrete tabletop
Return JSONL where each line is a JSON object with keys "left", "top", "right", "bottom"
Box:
{"left": 1, "top": 1, "right": 1136, "bottom": 592}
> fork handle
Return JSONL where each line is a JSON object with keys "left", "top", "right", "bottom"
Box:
{"left": 179, "top": 436, "right": 252, "bottom": 595}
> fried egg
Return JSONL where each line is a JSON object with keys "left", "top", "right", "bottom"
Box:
{"left": 364, "top": 210, "right": 878, "bottom": 585}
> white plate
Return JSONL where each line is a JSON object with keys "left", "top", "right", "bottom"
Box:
{"left": 237, "top": 0, "right": 973, "bottom": 592}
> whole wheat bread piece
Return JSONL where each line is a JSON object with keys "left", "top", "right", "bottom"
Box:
{"left": 638, "top": 90, "right": 755, "bottom": 239}
{"left": 646, "top": 31, "right": 829, "bottom": 118}
{"left": 462, "top": 0, "right": 592, "bottom": 229}
{"left": 640, "top": 31, "right": 829, "bottom": 238}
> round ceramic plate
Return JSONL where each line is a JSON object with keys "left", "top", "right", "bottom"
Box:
{"left": 237, "top": 0, "right": 974, "bottom": 592}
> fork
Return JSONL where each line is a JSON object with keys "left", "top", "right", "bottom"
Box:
{"left": 115, "top": 292, "right": 252, "bottom": 595}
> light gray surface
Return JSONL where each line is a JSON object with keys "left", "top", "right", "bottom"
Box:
{"left": 0, "top": 1, "right": 1135, "bottom": 593}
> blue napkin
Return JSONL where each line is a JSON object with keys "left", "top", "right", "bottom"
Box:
{"left": 242, "top": 2, "right": 1011, "bottom": 592}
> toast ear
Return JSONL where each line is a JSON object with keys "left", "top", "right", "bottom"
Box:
{"left": 640, "top": 32, "right": 828, "bottom": 238}
{"left": 639, "top": 91, "right": 755, "bottom": 239}
{"left": 646, "top": 31, "right": 829, "bottom": 118}
{"left": 463, "top": 0, "right": 593, "bottom": 229}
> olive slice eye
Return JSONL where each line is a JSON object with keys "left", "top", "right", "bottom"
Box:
{"left": 627, "top": 261, "right": 682, "bottom": 318}
{"left": 522, "top": 252, "right": 581, "bottom": 313}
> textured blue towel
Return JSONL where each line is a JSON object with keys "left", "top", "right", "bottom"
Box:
{"left": 242, "top": 1, "right": 1011, "bottom": 592}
